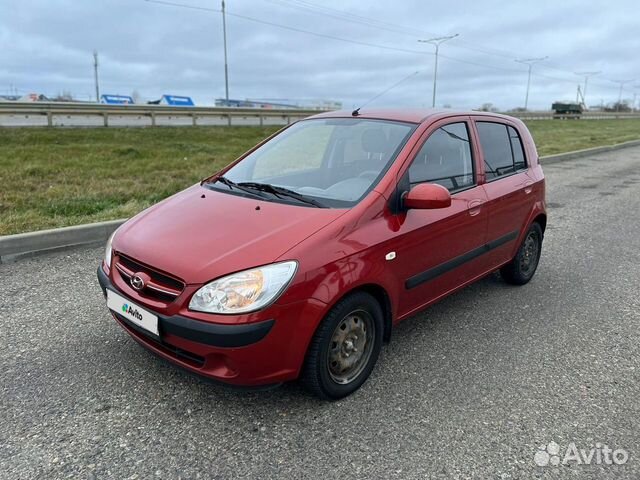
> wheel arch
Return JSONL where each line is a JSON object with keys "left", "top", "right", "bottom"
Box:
{"left": 314, "top": 283, "right": 394, "bottom": 344}
{"left": 532, "top": 213, "right": 547, "bottom": 235}
{"left": 352, "top": 283, "right": 393, "bottom": 343}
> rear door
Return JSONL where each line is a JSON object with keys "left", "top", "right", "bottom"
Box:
{"left": 389, "top": 118, "right": 490, "bottom": 317}
{"left": 472, "top": 119, "right": 535, "bottom": 266}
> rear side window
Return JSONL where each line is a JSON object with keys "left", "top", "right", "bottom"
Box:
{"left": 509, "top": 126, "right": 526, "bottom": 170}
{"left": 476, "top": 122, "right": 527, "bottom": 180}
{"left": 408, "top": 122, "right": 474, "bottom": 192}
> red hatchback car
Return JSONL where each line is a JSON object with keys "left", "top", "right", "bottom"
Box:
{"left": 98, "top": 109, "right": 546, "bottom": 399}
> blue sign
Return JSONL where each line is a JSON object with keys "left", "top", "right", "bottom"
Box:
{"left": 162, "top": 95, "right": 194, "bottom": 106}
{"left": 101, "top": 94, "right": 134, "bottom": 105}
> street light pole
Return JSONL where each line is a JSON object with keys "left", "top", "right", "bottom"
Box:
{"left": 633, "top": 86, "right": 640, "bottom": 111}
{"left": 614, "top": 79, "right": 634, "bottom": 111}
{"left": 221, "top": 0, "right": 229, "bottom": 105}
{"left": 418, "top": 34, "right": 459, "bottom": 108}
{"left": 515, "top": 57, "right": 548, "bottom": 111}
{"left": 93, "top": 51, "right": 100, "bottom": 103}
{"left": 574, "top": 71, "right": 600, "bottom": 108}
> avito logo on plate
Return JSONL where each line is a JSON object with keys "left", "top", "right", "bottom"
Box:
{"left": 121, "top": 303, "right": 143, "bottom": 321}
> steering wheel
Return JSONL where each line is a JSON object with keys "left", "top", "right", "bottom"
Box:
{"left": 358, "top": 171, "right": 379, "bottom": 181}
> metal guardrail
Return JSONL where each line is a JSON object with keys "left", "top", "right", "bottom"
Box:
{"left": 0, "top": 102, "right": 324, "bottom": 127}
{"left": 509, "top": 111, "right": 640, "bottom": 120}
{"left": 0, "top": 102, "right": 639, "bottom": 127}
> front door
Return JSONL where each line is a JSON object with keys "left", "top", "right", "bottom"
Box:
{"left": 388, "top": 119, "right": 490, "bottom": 319}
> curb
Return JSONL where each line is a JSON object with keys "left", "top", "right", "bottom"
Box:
{"left": 0, "top": 219, "right": 126, "bottom": 264}
{"left": 1, "top": 138, "right": 639, "bottom": 263}
{"left": 539, "top": 139, "right": 640, "bottom": 164}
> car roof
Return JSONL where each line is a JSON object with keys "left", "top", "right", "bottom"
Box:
{"left": 307, "top": 108, "right": 518, "bottom": 125}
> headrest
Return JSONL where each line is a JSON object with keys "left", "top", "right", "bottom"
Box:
{"left": 361, "top": 128, "right": 388, "bottom": 154}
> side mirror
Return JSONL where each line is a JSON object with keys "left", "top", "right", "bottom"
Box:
{"left": 403, "top": 183, "right": 451, "bottom": 210}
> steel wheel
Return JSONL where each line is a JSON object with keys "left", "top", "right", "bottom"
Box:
{"left": 500, "top": 222, "right": 544, "bottom": 285}
{"left": 301, "top": 291, "right": 383, "bottom": 400}
{"left": 519, "top": 230, "right": 540, "bottom": 277}
{"left": 327, "top": 309, "right": 375, "bottom": 385}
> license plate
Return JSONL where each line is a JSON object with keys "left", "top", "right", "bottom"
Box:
{"left": 107, "top": 289, "right": 159, "bottom": 336}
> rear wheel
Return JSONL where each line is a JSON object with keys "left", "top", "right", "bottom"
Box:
{"left": 301, "top": 292, "right": 383, "bottom": 400}
{"left": 500, "top": 222, "right": 543, "bottom": 285}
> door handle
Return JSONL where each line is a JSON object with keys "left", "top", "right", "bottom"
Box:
{"left": 522, "top": 180, "right": 534, "bottom": 194}
{"left": 467, "top": 199, "right": 483, "bottom": 216}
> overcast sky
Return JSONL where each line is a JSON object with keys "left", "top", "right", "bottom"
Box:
{"left": 1, "top": 0, "right": 638, "bottom": 110}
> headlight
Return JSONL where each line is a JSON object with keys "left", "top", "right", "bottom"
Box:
{"left": 189, "top": 261, "right": 298, "bottom": 314}
{"left": 104, "top": 229, "right": 117, "bottom": 269}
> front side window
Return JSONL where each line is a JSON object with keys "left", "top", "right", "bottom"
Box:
{"left": 215, "top": 118, "right": 415, "bottom": 208}
{"left": 408, "top": 122, "right": 474, "bottom": 192}
{"left": 477, "top": 122, "right": 527, "bottom": 180}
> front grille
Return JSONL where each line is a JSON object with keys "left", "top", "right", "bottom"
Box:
{"left": 116, "top": 313, "right": 205, "bottom": 368}
{"left": 115, "top": 254, "right": 185, "bottom": 302}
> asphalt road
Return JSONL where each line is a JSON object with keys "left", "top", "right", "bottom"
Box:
{"left": 2, "top": 147, "right": 640, "bottom": 479}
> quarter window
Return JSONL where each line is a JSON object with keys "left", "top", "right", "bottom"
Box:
{"left": 408, "top": 122, "right": 474, "bottom": 192}
{"left": 509, "top": 126, "right": 526, "bottom": 170}
{"left": 476, "top": 122, "right": 527, "bottom": 180}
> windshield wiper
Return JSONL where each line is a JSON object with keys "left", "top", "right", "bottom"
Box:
{"left": 237, "top": 182, "right": 324, "bottom": 208}
{"left": 207, "top": 176, "right": 267, "bottom": 198}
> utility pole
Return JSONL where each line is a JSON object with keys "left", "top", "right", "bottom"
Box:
{"left": 614, "top": 79, "right": 634, "bottom": 112}
{"left": 93, "top": 51, "right": 100, "bottom": 103}
{"left": 574, "top": 71, "right": 600, "bottom": 108}
{"left": 418, "top": 33, "right": 459, "bottom": 108}
{"left": 221, "top": 0, "right": 229, "bottom": 105}
{"left": 515, "top": 56, "right": 548, "bottom": 111}
{"left": 633, "top": 86, "right": 640, "bottom": 111}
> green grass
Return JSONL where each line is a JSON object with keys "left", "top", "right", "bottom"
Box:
{"left": 0, "top": 126, "right": 280, "bottom": 235}
{"left": 1, "top": 118, "right": 639, "bottom": 235}
{"left": 524, "top": 118, "right": 640, "bottom": 156}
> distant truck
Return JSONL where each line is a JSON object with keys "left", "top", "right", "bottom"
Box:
{"left": 552, "top": 102, "right": 583, "bottom": 118}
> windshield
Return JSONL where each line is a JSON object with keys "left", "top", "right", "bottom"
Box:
{"left": 217, "top": 118, "right": 416, "bottom": 207}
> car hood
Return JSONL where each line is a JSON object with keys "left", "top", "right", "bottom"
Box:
{"left": 114, "top": 185, "right": 347, "bottom": 284}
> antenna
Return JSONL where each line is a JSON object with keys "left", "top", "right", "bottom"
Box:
{"left": 352, "top": 71, "right": 420, "bottom": 116}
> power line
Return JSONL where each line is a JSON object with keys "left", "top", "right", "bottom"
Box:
{"left": 266, "top": 0, "right": 525, "bottom": 62}
{"left": 141, "top": 0, "right": 634, "bottom": 94}
{"left": 262, "top": 0, "right": 631, "bottom": 89}
{"left": 141, "top": 0, "right": 559, "bottom": 81}
{"left": 143, "top": 0, "right": 429, "bottom": 55}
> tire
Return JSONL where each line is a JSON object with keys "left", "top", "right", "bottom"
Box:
{"left": 301, "top": 292, "right": 384, "bottom": 400}
{"left": 500, "top": 222, "right": 543, "bottom": 285}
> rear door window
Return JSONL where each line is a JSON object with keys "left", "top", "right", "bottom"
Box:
{"left": 476, "top": 122, "right": 527, "bottom": 180}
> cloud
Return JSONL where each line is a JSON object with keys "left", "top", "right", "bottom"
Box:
{"left": 0, "top": 0, "right": 637, "bottom": 109}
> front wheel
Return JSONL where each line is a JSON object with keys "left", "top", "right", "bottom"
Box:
{"left": 301, "top": 292, "right": 383, "bottom": 400}
{"left": 500, "top": 222, "right": 543, "bottom": 285}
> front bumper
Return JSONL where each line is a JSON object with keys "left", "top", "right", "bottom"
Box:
{"left": 97, "top": 266, "right": 325, "bottom": 386}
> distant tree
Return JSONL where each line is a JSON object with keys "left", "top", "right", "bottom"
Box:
{"left": 478, "top": 102, "right": 499, "bottom": 112}
{"left": 604, "top": 101, "right": 631, "bottom": 112}
{"left": 131, "top": 90, "right": 142, "bottom": 104}
{"left": 53, "top": 90, "right": 74, "bottom": 102}
{"left": 442, "top": 103, "right": 452, "bottom": 109}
